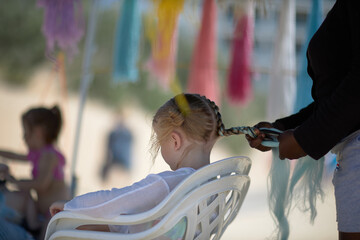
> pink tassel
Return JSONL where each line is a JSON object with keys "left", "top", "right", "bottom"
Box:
{"left": 187, "top": 0, "right": 219, "bottom": 104}
{"left": 146, "top": 28, "right": 178, "bottom": 89}
{"left": 227, "top": 8, "right": 254, "bottom": 105}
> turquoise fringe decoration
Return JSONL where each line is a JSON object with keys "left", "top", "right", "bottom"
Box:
{"left": 291, "top": 0, "right": 325, "bottom": 223}
{"left": 289, "top": 156, "right": 325, "bottom": 223}
{"left": 294, "top": 0, "right": 323, "bottom": 112}
{"left": 268, "top": 149, "right": 290, "bottom": 240}
{"left": 112, "top": 0, "right": 141, "bottom": 82}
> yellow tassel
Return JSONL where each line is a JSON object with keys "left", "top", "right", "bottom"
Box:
{"left": 152, "top": 0, "right": 185, "bottom": 60}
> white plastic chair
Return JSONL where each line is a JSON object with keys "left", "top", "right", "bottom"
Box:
{"left": 45, "top": 156, "right": 251, "bottom": 240}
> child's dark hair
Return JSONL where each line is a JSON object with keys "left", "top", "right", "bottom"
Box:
{"left": 22, "top": 105, "right": 62, "bottom": 144}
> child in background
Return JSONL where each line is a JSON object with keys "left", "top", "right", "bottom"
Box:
{"left": 50, "top": 93, "right": 246, "bottom": 236}
{"left": 0, "top": 105, "right": 70, "bottom": 238}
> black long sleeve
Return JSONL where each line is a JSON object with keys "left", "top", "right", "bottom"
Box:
{"left": 275, "top": 0, "right": 360, "bottom": 159}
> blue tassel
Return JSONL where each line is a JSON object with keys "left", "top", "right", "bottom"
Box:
{"left": 112, "top": 0, "right": 141, "bottom": 82}
{"left": 294, "top": 0, "right": 323, "bottom": 112}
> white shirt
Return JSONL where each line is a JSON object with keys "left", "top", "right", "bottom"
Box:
{"left": 64, "top": 167, "right": 195, "bottom": 219}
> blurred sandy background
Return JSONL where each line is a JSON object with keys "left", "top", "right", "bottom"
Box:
{"left": 0, "top": 70, "right": 337, "bottom": 239}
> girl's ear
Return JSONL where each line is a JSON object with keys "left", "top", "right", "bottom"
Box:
{"left": 171, "top": 131, "right": 182, "bottom": 151}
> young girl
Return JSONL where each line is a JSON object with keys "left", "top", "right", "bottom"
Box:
{"left": 49, "top": 93, "right": 247, "bottom": 235}
{"left": 0, "top": 106, "right": 70, "bottom": 233}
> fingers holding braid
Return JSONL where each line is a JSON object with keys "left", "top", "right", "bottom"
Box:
{"left": 198, "top": 95, "right": 270, "bottom": 150}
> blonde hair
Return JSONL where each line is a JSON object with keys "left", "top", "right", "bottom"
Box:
{"left": 150, "top": 93, "right": 243, "bottom": 161}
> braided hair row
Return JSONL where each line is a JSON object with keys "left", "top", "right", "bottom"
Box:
{"left": 198, "top": 95, "right": 255, "bottom": 137}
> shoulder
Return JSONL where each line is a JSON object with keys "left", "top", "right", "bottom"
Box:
{"left": 41, "top": 146, "right": 65, "bottom": 163}
{"left": 38, "top": 148, "right": 58, "bottom": 166}
{"left": 157, "top": 167, "right": 195, "bottom": 178}
{"left": 156, "top": 168, "right": 196, "bottom": 192}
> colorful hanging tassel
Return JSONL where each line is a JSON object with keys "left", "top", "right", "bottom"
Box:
{"left": 153, "top": 0, "right": 184, "bottom": 60}
{"left": 266, "top": 0, "right": 296, "bottom": 121}
{"left": 146, "top": 27, "right": 179, "bottom": 89}
{"left": 37, "top": 0, "right": 84, "bottom": 60}
{"left": 187, "top": 0, "right": 219, "bottom": 104}
{"left": 288, "top": 0, "right": 325, "bottom": 227}
{"left": 113, "top": 0, "right": 141, "bottom": 82}
{"left": 146, "top": 0, "right": 184, "bottom": 88}
{"left": 227, "top": 1, "right": 254, "bottom": 105}
{"left": 266, "top": 0, "right": 296, "bottom": 239}
{"left": 294, "top": 0, "right": 323, "bottom": 112}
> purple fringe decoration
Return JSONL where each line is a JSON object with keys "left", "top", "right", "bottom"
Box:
{"left": 38, "top": 0, "right": 85, "bottom": 60}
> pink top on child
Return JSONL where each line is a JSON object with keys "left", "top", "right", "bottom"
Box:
{"left": 27, "top": 145, "right": 65, "bottom": 180}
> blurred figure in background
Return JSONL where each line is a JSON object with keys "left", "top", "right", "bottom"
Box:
{"left": 101, "top": 111, "right": 133, "bottom": 180}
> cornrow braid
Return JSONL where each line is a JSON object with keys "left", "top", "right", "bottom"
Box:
{"left": 198, "top": 95, "right": 257, "bottom": 138}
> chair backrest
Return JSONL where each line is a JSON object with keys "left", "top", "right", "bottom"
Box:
{"left": 45, "top": 156, "right": 251, "bottom": 240}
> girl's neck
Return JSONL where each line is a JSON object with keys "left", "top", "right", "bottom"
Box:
{"left": 177, "top": 145, "right": 212, "bottom": 170}
{"left": 31, "top": 143, "right": 51, "bottom": 151}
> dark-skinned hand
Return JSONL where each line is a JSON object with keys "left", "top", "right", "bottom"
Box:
{"left": 277, "top": 130, "right": 306, "bottom": 160}
{"left": 245, "top": 121, "right": 274, "bottom": 152}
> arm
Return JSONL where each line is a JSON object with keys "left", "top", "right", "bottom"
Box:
{"left": 245, "top": 98, "right": 314, "bottom": 152}
{"left": 50, "top": 200, "right": 110, "bottom": 232}
{"left": 293, "top": 2, "right": 360, "bottom": 160}
{"left": 11, "top": 151, "right": 57, "bottom": 192}
{"left": 63, "top": 174, "right": 170, "bottom": 218}
{"left": 0, "top": 150, "right": 27, "bottom": 162}
{"left": 273, "top": 103, "right": 315, "bottom": 131}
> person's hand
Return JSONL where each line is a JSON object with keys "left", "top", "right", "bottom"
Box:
{"left": 277, "top": 130, "right": 306, "bottom": 160}
{"left": 49, "top": 200, "right": 67, "bottom": 217}
{"left": 245, "top": 122, "right": 274, "bottom": 152}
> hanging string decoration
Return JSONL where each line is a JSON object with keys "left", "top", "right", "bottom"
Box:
{"left": 289, "top": 0, "right": 325, "bottom": 226}
{"left": 266, "top": 0, "right": 296, "bottom": 121}
{"left": 37, "top": 0, "right": 84, "bottom": 60}
{"left": 187, "top": 0, "right": 220, "bottom": 104}
{"left": 146, "top": 0, "right": 185, "bottom": 89}
{"left": 266, "top": 0, "right": 296, "bottom": 239}
{"left": 113, "top": 0, "right": 141, "bottom": 82}
{"left": 227, "top": 1, "right": 254, "bottom": 105}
